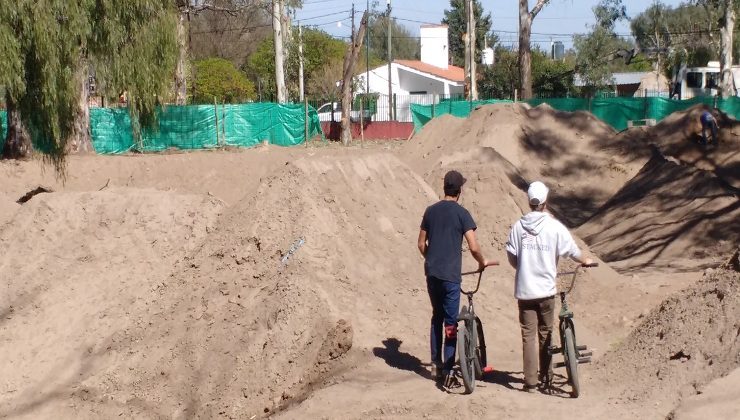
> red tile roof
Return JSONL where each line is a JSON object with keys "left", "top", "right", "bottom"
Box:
{"left": 394, "top": 60, "right": 465, "bottom": 83}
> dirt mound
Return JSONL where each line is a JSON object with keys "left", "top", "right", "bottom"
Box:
{"left": 0, "top": 189, "right": 223, "bottom": 419}
{"left": 0, "top": 153, "right": 459, "bottom": 419}
{"left": 577, "top": 149, "right": 739, "bottom": 273}
{"left": 596, "top": 268, "right": 740, "bottom": 416}
{"left": 405, "top": 103, "right": 638, "bottom": 226}
{"left": 0, "top": 192, "right": 20, "bottom": 226}
{"left": 639, "top": 105, "right": 740, "bottom": 190}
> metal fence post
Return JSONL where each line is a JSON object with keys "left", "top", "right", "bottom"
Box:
{"left": 304, "top": 96, "right": 309, "bottom": 147}
{"left": 393, "top": 93, "right": 397, "bottom": 121}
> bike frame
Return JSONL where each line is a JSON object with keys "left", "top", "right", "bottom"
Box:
{"left": 545, "top": 264, "right": 597, "bottom": 395}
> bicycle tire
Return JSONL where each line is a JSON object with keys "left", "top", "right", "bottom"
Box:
{"left": 457, "top": 322, "right": 476, "bottom": 394}
{"left": 564, "top": 326, "right": 580, "bottom": 398}
{"left": 474, "top": 316, "right": 487, "bottom": 379}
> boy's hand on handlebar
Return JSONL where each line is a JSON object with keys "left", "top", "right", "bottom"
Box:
{"left": 478, "top": 260, "right": 500, "bottom": 272}
{"left": 581, "top": 258, "right": 598, "bottom": 267}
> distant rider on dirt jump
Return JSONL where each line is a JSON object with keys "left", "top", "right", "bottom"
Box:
{"left": 505, "top": 181, "right": 593, "bottom": 393}
{"left": 700, "top": 110, "right": 718, "bottom": 145}
{"left": 418, "top": 170, "right": 492, "bottom": 385}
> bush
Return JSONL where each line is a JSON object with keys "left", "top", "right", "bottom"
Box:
{"left": 192, "top": 58, "right": 255, "bottom": 104}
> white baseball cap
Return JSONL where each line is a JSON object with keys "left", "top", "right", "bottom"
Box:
{"left": 528, "top": 181, "right": 549, "bottom": 206}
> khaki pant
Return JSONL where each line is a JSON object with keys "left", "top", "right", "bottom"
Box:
{"left": 518, "top": 296, "right": 556, "bottom": 387}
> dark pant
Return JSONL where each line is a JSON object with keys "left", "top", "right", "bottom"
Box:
{"left": 427, "top": 276, "right": 460, "bottom": 372}
{"left": 702, "top": 121, "right": 718, "bottom": 144}
{"left": 518, "top": 296, "right": 556, "bottom": 387}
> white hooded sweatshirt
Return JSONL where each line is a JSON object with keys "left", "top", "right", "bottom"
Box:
{"left": 506, "top": 211, "right": 582, "bottom": 300}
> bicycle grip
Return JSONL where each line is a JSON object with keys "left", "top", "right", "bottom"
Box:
{"left": 582, "top": 263, "right": 599, "bottom": 268}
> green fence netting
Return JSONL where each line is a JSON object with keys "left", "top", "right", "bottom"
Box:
{"left": 0, "top": 111, "right": 6, "bottom": 150}
{"left": 411, "top": 99, "right": 513, "bottom": 128}
{"left": 223, "top": 103, "right": 322, "bottom": 147}
{"left": 412, "top": 96, "right": 740, "bottom": 132}
{"left": 89, "top": 103, "right": 322, "bottom": 154}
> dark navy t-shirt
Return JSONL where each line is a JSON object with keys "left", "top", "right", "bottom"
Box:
{"left": 420, "top": 200, "right": 477, "bottom": 283}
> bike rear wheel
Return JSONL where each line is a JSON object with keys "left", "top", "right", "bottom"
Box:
{"left": 563, "top": 326, "right": 580, "bottom": 398}
{"left": 457, "top": 321, "right": 476, "bottom": 394}
{"left": 474, "top": 317, "right": 487, "bottom": 379}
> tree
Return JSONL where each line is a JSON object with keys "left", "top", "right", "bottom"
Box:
{"left": 442, "top": 0, "right": 492, "bottom": 67}
{"left": 518, "top": 0, "right": 551, "bottom": 99}
{"left": 574, "top": 0, "right": 642, "bottom": 92}
{"left": 366, "top": 14, "right": 419, "bottom": 61}
{"left": 192, "top": 58, "right": 255, "bottom": 103}
{"left": 340, "top": 12, "right": 369, "bottom": 146}
{"left": 0, "top": 1, "right": 178, "bottom": 169}
{"left": 718, "top": 0, "right": 736, "bottom": 97}
{"left": 246, "top": 28, "right": 347, "bottom": 100}
{"left": 189, "top": 3, "right": 271, "bottom": 67}
{"left": 480, "top": 46, "right": 575, "bottom": 99}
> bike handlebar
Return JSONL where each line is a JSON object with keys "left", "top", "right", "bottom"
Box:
{"left": 460, "top": 261, "right": 499, "bottom": 295}
{"left": 461, "top": 261, "right": 500, "bottom": 276}
{"left": 557, "top": 262, "right": 598, "bottom": 295}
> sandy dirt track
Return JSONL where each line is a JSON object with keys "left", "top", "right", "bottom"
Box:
{"left": 0, "top": 104, "right": 738, "bottom": 419}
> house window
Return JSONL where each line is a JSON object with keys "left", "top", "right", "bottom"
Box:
{"left": 409, "top": 91, "right": 428, "bottom": 95}
{"left": 705, "top": 72, "right": 720, "bottom": 89}
{"left": 686, "top": 72, "right": 703, "bottom": 89}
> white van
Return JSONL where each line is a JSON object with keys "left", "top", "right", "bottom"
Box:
{"left": 674, "top": 61, "right": 740, "bottom": 99}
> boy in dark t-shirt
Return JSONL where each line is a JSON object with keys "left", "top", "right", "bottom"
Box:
{"left": 417, "top": 170, "right": 493, "bottom": 385}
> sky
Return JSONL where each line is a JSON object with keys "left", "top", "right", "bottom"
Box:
{"left": 295, "top": 0, "right": 688, "bottom": 49}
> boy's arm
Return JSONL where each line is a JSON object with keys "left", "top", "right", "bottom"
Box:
{"left": 417, "top": 229, "right": 427, "bottom": 257}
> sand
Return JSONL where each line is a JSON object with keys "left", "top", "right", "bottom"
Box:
{"left": 0, "top": 104, "right": 737, "bottom": 419}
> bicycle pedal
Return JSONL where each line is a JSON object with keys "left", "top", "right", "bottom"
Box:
{"left": 577, "top": 357, "right": 592, "bottom": 364}
{"left": 576, "top": 345, "right": 587, "bottom": 351}
{"left": 579, "top": 350, "right": 593, "bottom": 357}
{"left": 553, "top": 362, "right": 565, "bottom": 368}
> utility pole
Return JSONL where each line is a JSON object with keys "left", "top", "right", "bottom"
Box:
{"left": 273, "top": 0, "right": 287, "bottom": 103}
{"left": 466, "top": 0, "right": 477, "bottom": 100}
{"left": 387, "top": 0, "right": 393, "bottom": 121}
{"left": 298, "top": 21, "right": 305, "bottom": 102}
{"left": 464, "top": 0, "right": 470, "bottom": 100}
{"left": 470, "top": 0, "right": 477, "bottom": 100}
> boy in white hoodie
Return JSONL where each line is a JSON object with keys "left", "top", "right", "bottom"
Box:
{"left": 506, "top": 181, "right": 592, "bottom": 393}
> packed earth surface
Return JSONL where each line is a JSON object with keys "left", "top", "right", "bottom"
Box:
{"left": 0, "top": 103, "right": 738, "bottom": 419}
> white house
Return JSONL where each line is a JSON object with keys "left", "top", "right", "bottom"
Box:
{"left": 355, "top": 24, "right": 465, "bottom": 122}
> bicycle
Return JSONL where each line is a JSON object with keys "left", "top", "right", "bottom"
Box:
{"left": 455, "top": 263, "right": 498, "bottom": 394}
{"left": 545, "top": 262, "right": 598, "bottom": 398}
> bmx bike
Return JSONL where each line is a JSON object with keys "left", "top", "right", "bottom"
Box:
{"left": 455, "top": 263, "right": 498, "bottom": 394}
{"left": 544, "top": 262, "right": 598, "bottom": 398}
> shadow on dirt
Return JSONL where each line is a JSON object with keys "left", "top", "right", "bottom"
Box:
{"left": 482, "top": 370, "right": 524, "bottom": 390}
{"left": 372, "top": 338, "right": 432, "bottom": 380}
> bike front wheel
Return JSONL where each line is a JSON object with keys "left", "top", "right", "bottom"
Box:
{"left": 474, "top": 317, "right": 487, "bottom": 379}
{"left": 457, "top": 321, "right": 476, "bottom": 394}
{"left": 563, "top": 326, "right": 580, "bottom": 398}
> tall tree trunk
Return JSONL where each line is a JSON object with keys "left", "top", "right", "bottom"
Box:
{"left": 518, "top": 0, "right": 550, "bottom": 100}
{"left": 67, "top": 62, "right": 94, "bottom": 153}
{"left": 175, "top": 11, "right": 189, "bottom": 105}
{"left": 273, "top": 0, "right": 287, "bottom": 103}
{"left": 720, "top": 0, "right": 735, "bottom": 98}
{"left": 340, "top": 12, "right": 368, "bottom": 146}
{"left": 1, "top": 93, "right": 32, "bottom": 159}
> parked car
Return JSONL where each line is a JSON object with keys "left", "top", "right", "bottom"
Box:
{"left": 317, "top": 102, "right": 373, "bottom": 123}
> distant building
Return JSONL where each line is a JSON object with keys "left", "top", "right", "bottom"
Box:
{"left": 551, "top": 41, "right": 565, "bottom": 60}
{"left": 355, "top": 24, "right": 465, "bottom": 121}
{"left": 574, "top": 71, "right": 670, "bottom": 97}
